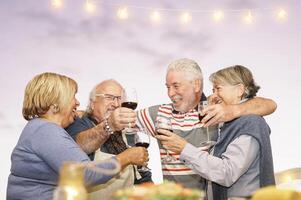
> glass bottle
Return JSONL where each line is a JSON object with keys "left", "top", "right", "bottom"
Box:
{"left": 53, "top": 162, "right": 87, "bottom": 200}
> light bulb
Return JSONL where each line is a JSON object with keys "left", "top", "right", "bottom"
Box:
{"left": 51, "top": 0, "right": 63, "bottom": 9}
{"left": 213, "top": 10, "right": 224, "bottom": 22}
{"left": 84, "top": 1, "right": 96, "bottom": 14}
{"left": 243, "top": 10, "right": 254, "bottom": 24}
{"left": 180, "top": 12, "right": 192, "bottom": 24}
{"left": 277, "top": 8, "right": 287, "bottom": 21}
{"left": 150, "top": 10, "right": 161, "bottom": 23}
{"left": 117, "top": 7, "right": 129, "bottom": 20}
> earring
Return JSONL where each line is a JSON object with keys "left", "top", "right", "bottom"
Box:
{"left": 53, "top": 104, "right": 60, "bottom": 113}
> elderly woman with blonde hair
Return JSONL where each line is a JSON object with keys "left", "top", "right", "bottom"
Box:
{"left": 157, "top": 65, "right": 275, "bottom": 200}
{"left": 6, "top": 72, "right": 148, "bottom": 200}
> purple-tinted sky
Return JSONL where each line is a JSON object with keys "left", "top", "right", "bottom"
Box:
{"left": 1, "top": 0, "right": 301, "bottom": 196}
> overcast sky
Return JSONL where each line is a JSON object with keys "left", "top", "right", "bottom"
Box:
{"left": 1, "top": 0, "right": 301, "bottom": 196}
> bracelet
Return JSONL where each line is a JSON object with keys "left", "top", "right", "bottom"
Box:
{"left": 104, "top": 118, "right": 114, "bottom": 135}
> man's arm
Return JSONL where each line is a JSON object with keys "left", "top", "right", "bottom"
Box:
{"left": 65, "top": 116, "right": 110, "bottom": 154}
{"left": 202, "top": 97, "right": 277, "bottom": 127}
{"left": 66, "top": 107, "right": 137, "bottom": 154}
{"left": 75, "top": 123, "right": 109, "bottom": 154}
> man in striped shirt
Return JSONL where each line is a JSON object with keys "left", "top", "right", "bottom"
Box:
{"left": 137, "top": 58, "right": 277, "bottom": 189}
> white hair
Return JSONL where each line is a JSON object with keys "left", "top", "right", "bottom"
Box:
{"left": 167, "top": 58, "right": 203, "bottom": 82}
{"left": 86, "top": 79, "right": 122, "bottom": 114}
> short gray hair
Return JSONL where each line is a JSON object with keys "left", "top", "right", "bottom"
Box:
{"left": 167, "top": 58, "right": 203, "bottom": 82}
{"left": 209, "top": 65, "right": 260, "bottom": 99}
{"left": 86, "top": 84, "right": 98, "bottom": 115}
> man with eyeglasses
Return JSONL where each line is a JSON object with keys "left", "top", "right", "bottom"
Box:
{"left": 65, "top": 79, "right": 152, "bottom": 200}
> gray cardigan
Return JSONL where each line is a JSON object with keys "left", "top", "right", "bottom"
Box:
{"left": 212, "top": 115, "right": 275, "bottom": 200}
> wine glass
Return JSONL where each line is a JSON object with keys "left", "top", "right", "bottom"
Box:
{"left": 155, "top": 117, "right": 176, "bottom": 163}
{"left": 121, "top": 87, "right": 138, "bottom": 132}
{"left": 134, "top": 128, "right": 151, "bottom": 172}
{"left": 198, "top": 100, "right": 216, "bottom": 149}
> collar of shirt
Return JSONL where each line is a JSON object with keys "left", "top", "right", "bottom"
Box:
{"left": 171, "top": 104, "right": 198, "bottom": 115}
{"left": 171, "top": 92, "right": 207, "bottom": 114}
{"left": 87, "top": 114, "right": 100, "bottom": 126}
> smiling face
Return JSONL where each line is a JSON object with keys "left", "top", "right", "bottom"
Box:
{"left": 209, "top": 65, "right": 254, "bottom": 105}
{"left": 166, "top": 70, "right": 201, "bottom": 113}
{"left": 212, "top": 82, "right": 245, "bottom": 105}
{"left": 60, "top": 94, "right": 80, "bottom": 128}
{"left": 90, "top": 80, "right": 123, "bottom": 123}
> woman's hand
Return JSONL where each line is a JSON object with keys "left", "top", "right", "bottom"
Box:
{"left": 156, "top": 129, "right": 187, "bottom": 154}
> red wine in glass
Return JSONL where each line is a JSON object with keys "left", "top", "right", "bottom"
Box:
{"left": 136, "top": 141, "right": 150, "bottom": 172}
{"left": 198, "top": 101, "right": 207, "bottom": 122}
{"left": 122, "top": 88, "right": 138, "bottom": 132}
{"left": 198, "top": 114, "right": 205, "bottom": 122}
{"left": 121, "top": 102, "right": 138, "bottom": 110}
{"left": 135, "top": 129, "right": 151, "bottom": 172}
{"left": 155, "top": 117, "right": 176, "bottom": 162}
{"left": 135, "top": 142, "right": 150, "bottom": 148}
{"left": 156, "top": 117, "right": 173, "bottom": 135}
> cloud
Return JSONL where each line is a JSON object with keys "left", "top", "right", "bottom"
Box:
{"left": 0, "top": 124, "right": 13, "bottom": 130}
{"left": 21, "top": 11, "right": 71, "bottom": 28}
{"left": 10, "top": 0, "right": 215, "bottom": 65}
{"left": 17, "top": 6, "right": 142, "bottom": 48}
{"left": 223, "top": 0, "right": 257, "bottom": 9}
{"left": 127, "top": 42, "right": 174, "bottom": 68}
{"left": 0, "top": 111, "right": 4, "bottom": 120}
{"left": 160, "top": 23, "right": 213, "bottom": 54}
{"left": 16, "top": 9, "right": 82, "bottom": 46}
{"left": 0, "top": 112, "right": 13, "bottom": 130}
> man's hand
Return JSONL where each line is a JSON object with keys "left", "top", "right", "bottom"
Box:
{"left": 201, "top": 95, "right": 277, "bottom": 127}
{"left": 201, "top": 103, "right": 238, "bottom": 127}
{"left": 156, "top": 129, "right": 188, "bottom": 154}
{"left": 108, "top": 107, "right": 137, "bottom": 131}
{"left": 117, "top": 147, "right": 149, "bottom": 167}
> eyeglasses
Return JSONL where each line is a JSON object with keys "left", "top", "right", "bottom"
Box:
{"left": 94, "top": 93, "right": 122, "bottom": 102}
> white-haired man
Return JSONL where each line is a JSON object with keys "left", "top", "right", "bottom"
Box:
{"left": 137, "top": 58, "right": 276, "bottom": 189}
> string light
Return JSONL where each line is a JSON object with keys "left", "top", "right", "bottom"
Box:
{"left": 84, "top": 0, "right": 96, "bottom": 14}
{"left": 150, "top": 10, "right": 161, "bottom": 23}
{"left": 117, "top": 7, "right": 129, "bottom": 20}
{"left": 180, "top": 12, "right": 192, "bottom": 24}
{"left": 277, "top": 8, "right": 287, "bottom": 20}
{"left": 243, "top": 10, "right": 254, "bottom": 24}
{"left": 48, "top": 1, "right": 290, "bottom": 24}
{"left": 51, "top": 0, "right": 63, "bottom": 9}
{"left": 213, "top": 10, "right": 224, "bottom": 22}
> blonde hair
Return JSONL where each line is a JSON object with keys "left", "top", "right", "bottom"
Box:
{"left": 22, "top": 72, "right": 78, "bottom": 120}
{"left": 209, "top": 65, "right": 260, "bottom": 99}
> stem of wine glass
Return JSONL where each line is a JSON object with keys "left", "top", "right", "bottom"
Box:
{"left": 136, "top": 130, "right": 150, "bottom": 172}
{"left": 206, "top": 126, "right": 210, "bottom": 141}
